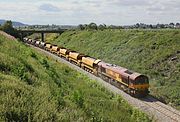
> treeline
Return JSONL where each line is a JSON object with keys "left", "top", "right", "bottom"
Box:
{"left": 78, "top": 22, "right": 180, "bottom": 30}
{"left": 78, "top": 23, "right": 122, "bottom": 30}
{"left": 124, "top": 22, "right": 180, "bottom": 29}
{"left": 0, "top": 20, "right": 19, "bottom": 38}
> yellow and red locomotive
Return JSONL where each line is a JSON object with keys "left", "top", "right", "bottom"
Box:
{"left": 97, "top": 62, "right": 149, "bottom": 97}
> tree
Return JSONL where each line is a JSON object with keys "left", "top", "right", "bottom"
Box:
{"left": 169, "top": 22, "right": 174, "bottom": 26}
{"left": 149, "top": 24, "right": 153, "bottom": 28}
{"left": 88, "top": 22, "right": 97, "bottom": 30}
{"left": 176, "top": 23, "right": 180, "bottom": 28}
{"left": 110, "top": 25, "right": 123, "bottom": 29}
{"left": 98, "top": 24, "right": 106, "bottom": 30}
{"left": 157, "top": 24, "right": 165, "bottom": 28}
{"left": 83, "top": 24, "right": 88, "bottom": 30}
{"left": 78, "top": 24, "right": 85, "bottom": 30}
{"left": 0, "top": 20, "right": 19, "bottom": 38}
{"left": 176, "top": 23, "right": 180, "bottom": 26}
{"left": 169, "top": 22, "right": 175, "bottom": 28}
{"left": 135, "top": 23, "right": 140, "bottom": 28}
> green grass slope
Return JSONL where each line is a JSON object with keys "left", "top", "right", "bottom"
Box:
{"left": 47, "top": 29, "right": 180, "bottom": 109}
{"left": 0, "top": 32, "right": 150, "bottom": 121}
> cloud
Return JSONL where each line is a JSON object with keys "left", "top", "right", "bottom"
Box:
{"left": 108, "top": 0, "right": 151, "bottom": 7}
{"left": 147, "top": 7, "right": 164, "bottom": 13}
{"left": 0, "top": 0, "right": 180, "bottom": 25}
{"left": 39, "top": 3, "right": 61, "bottom": 12}
{"left": 146, "top": 0, "right": 180, "bottom": 15}
{"left": 83, "top": 0, "right": 101, "bottom": 7}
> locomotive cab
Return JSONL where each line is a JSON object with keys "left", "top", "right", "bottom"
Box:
{"left": 130, "top": 75, "right": 149, "bottom": 97}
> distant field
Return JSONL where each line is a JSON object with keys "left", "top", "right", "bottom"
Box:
{"left": 38, "top": 29, "right": 180, "bottom": 110}
{"left": 0, "top": 32, "right": 150, "bottom": 121}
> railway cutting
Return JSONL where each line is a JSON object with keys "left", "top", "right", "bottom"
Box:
{"left": 25, "top": 38, "right": 180, "bottom": 122}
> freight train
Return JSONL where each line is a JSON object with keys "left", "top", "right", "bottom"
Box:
{"left": 23, "top": 37, "right": 150, "bottom": 97}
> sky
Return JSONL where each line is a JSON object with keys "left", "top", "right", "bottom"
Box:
{"left": 0, "top": 0, "right": 180, "bottom": 25}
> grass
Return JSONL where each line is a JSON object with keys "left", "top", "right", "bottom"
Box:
{"left": 0, "top": 32, "right": 151, "bottom": 121}
{"left": 42, "top": 29, "right": 180, "bottom": 110}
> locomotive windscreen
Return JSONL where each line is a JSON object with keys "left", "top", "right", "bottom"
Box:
{"left": 134, "top": 76, "right": 149, "bottom": 85}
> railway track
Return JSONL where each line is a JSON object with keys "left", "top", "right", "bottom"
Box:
{"left": 140, "top": 96, "right": 180, "bottom": 122}
{"left": 29, "top": 44, "right": 180, "bottom": 122}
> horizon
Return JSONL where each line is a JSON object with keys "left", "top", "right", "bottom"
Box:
{"left": 1, "top": 18, "right": 179, "bottom": 26}
{"left": 0, "top": 0, "right": 180, "bottom": 25}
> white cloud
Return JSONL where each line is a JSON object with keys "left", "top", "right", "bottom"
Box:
{"left": 0, "top": 0, "right": 179, "bottom": 25}
{"left": 39, "top": 3, "right": 61, "bottom": 12}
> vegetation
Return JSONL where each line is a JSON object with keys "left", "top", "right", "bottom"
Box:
{"left": 0, "top": 32, "right": 150, "bottom": 121}
{"left": 0, "top": 21, "right": 19, "bottom": 38}
{"left": 18, "top": 21, "right": 180, "bottom": 31}
{"left": 78, "top": 23, "right": 122, "bottom": 30}
{"left": 44, "top": 29, "right": 180, "bottom": 110}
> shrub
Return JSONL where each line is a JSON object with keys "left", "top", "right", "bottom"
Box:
{"left": 0, "top": 20, "right": 19, "bottom": 38}
{"left": 72, "top": 90, "right": 84, "bottom": 108}
{"left": 40, "top": 58, "right": 49, "bottom": 69}
{"left": 30, "top": 52, "right": 38, "bottom": 59}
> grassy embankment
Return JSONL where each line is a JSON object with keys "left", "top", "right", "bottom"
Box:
{"left": 0, "top": 32, "right": 151, "bottom": 121}
{"left": 39, "top": 29, "right": 180, "bottom": 110}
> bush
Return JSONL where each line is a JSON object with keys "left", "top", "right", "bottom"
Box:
{"left": 40, "top": 58, "right": 49, "bottom": 69}
{"left": 72, "top": 90, "right": 84, "bottom": 108}
{"left": 30, "top": 52, "right": 38, "bottom": 59}
{"left": 0, "top": 20, "right": 19, "bottom": 38}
